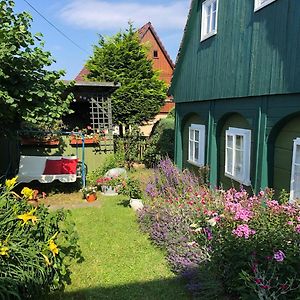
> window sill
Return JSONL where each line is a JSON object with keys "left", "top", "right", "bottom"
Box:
{"left": 254, "top": 0, "right": 276, "bottom": 12}
{"left": 201, "top": 31, "right": 217, "bottom": 42}
{"left": 225, "top": 173, "right": 251, "bottom": 186}
{"left": 187, "top": 160, "right": 203, "bottom": 167}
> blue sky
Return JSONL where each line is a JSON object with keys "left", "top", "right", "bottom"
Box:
{"left": 15, "top": 0, "right": 190, "bottom": 79}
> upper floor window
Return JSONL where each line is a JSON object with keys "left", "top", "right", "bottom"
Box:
{"left": 188, "top": 124, "right": 205, "bottom": 167}
{"left": 153, "top": 50, "right": 158, "bottom": 58}
{"left": 225, "top": 127, "right": 251, "bottom": 186}
{"left": 290, "top": 138, "right": 300, "bottom": 202}
{"left": 254, "top": 0, "right": 277, "bottom": 12}
{"left": 201, "top": 0, "right": 219, "bottom": 42}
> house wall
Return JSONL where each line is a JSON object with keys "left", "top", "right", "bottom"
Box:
{"left": 141, "top": 30, "right": 174, "bottom": 85}
{"left": 171, "top": 0, "right": 300, "bottom": 102}
{"left": 175, "top": 93, "right": 300, "bottom": 194}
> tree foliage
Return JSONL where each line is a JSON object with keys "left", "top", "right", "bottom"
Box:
{"left": 86, "top": 23, "right": 167, "bottom": 126}
{"left": 0, "top": 0, "right": 73, "bottom": 134}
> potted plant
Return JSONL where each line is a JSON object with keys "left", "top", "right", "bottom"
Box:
{"left": 82, "top": 186, "right": 97, "bottom": 202}
{"left": 96, "top": 176, "right": 121, "bottom": 196}
{"left": 119, "top": 177, "right": 143, "bottom": 211}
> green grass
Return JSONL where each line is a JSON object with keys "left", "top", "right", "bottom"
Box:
{"left": 51, "top": 194, "right": 190, "bottom": 300}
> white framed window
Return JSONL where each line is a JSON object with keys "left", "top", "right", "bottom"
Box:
{"left": 254, "top": 0, "right": 277, "bottom": 12}
{"left": 225, "top": 127, "right": 251, "bottom": 186}
{"left": 290, "top": 138, "right": 300, "bottom": 202}
{"left": 201, "top": 0, "right": 219, "bottom": 42}
{"left": 188, "top": 124, "right": 205, "bottom": 167}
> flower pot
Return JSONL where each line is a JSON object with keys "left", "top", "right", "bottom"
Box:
{"left": 86, "top": 192, "right": 97, "bottom": 202}
{"left": 130, "top": 198, "right": 143, "bottom": 211}
{"left": 70, "top": 135, "right": 99, "bottom": 145}
{"left": 101, "top": 185, "right": 118, "bottom": 196}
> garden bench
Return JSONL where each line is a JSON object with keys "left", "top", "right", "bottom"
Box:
{"left": 17, "top": 155, "right": 82, "bottom": 184}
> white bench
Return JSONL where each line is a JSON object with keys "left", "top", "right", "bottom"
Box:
{"left": 17, "top": 155, "right": 78, "bottom": 184}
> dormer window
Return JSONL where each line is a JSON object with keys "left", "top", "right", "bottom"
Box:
{"left": 153, "top": 50, "right": 158, "bottom": 58}
{"left": 254, "top": 0, "right": 277, "bottom": 12}
{"left": 201, "top": 0, "right": 218, "bottom": 42}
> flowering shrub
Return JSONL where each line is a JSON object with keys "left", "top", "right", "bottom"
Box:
{"left": 0, "top": 178, "right": 82, "bottom": 299}
{"left": 203, "top": 188, "right": 300, "bottom": 298}
{"left": 139, "top": 159, "right": 300, "bottom": 299}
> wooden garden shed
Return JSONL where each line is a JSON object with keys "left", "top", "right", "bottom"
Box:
{"left": 170, "top": 0, "right": 300, "bottom": 201}
{"left": 0, "top": 81, "right": 119, "bottom": 180}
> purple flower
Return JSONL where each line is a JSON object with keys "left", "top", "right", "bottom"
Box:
{"left": 273, "top": 250, "right": 286, "bottom": 262}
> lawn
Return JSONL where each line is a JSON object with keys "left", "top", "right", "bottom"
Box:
{"left": 49, "top": 193, "right": 190, "bottom": 300}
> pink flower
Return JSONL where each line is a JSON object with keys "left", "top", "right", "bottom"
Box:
{"left": 232, "top": 224, "right": 256, "bottom": 239}
{"left": 255, "top": 278, "right": 262, "bottom": 284}
{"left": 260, "top": 285, "right": 271, "bottom": 290}
{"left": 234, "top": 208, "right": 253, "bottom": 222}
{"left": 295, "top": 224, "right": 300, "bottom": 233}
{"left": 287, "top": 221, "right": 294, "bottom": 225}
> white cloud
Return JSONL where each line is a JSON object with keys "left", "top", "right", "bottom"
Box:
{"left": 60, "top": 0, "right": 190, "bottom": 31}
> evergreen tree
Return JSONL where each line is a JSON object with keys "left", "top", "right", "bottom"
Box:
{"left": 0, "top": 0, "right": 73, "bottom": 134}
{"left": 86, "top": 23, "right": 167, "bottom": 128}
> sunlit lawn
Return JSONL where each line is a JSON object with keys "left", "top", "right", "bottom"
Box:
{"left": 49, "top": 194, "right": 190, "bottom": 300}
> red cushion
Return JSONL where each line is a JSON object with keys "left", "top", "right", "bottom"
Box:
{"left": 61, "top": 158, "right": 78, "bottom": 174}
{"left": 43, "top": 159, "right": 62, "bottom": 175}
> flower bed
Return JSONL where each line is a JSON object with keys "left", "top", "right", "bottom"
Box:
{"left": 0, "top": 177, "right": 82, "bottom": 299}
{"left": 139, "top": 159, "right": 300, "bottom": 298}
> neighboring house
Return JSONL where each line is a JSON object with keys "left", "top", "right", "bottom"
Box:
{"left": 169, "top": 0, "right": 300, "bottom": 201}
{"left": 75, "top": 22, "right": 175, "bottom": 136}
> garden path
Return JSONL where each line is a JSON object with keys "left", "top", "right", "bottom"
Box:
{"left": 51, "top": 194, "right": 189, "bottom": 300}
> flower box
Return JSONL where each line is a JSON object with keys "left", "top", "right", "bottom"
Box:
{"left": 21, "top": 137, "right": 59, "bottom": 146}
{"left": 70, "top": 135, "right": 99, "bottom": 145}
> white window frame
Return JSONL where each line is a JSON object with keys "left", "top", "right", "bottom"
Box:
{"left": 201, "top": 0, "right": 219, "bottom": 42}
{"left": 290, "top": 138, "right": 300, "bottom": 202}
{"left": 254, "top": 0, "right": 277, "bottom": 12}
{"left": 188, "top": 124, "right": 205, "bottom": 167}
{"left": 225, "top": 127, "right": 251, "bottom": 186}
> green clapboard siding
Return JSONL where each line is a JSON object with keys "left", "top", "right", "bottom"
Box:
{"left": 218, "top": 113, "right": 252, "bottom": 190}
{"left": 273, "top": 117, "right": 300, "bottom": 194}
{"left": 182, "top": 114, "right": 205, "bottom": 173}
{"left": 171, "top": 0, "right": 300, "bottom": 103}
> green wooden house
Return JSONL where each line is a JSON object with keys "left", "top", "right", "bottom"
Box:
{"left": 169, "top": 0, "right": 300, "bottom": 201}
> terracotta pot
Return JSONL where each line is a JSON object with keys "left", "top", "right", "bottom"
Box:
{"left": 86, "top": 192, "right": 97, "bottom": 202}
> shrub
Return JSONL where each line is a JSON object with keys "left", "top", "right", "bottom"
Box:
{"left": 143, "top": 118, "right": 174, "bottom": 168}
{"left": 139, "top": 159, "right": 300, "bottom": 299}
{"left": 200, "top": 188, "right": 300, "bottom": 299}
{"left": 86, "top": 151, "right": 125, "bottom": 185}
{"left": 0, "top": 178, "right": 81, "bottom": 299}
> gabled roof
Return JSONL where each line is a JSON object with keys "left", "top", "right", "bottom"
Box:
{"left": 75, "top": 22, "right": 174, "bottom": 81}
{"left": 169, "top": 0, "right": 195, "bottom": 94}
{"left": 138, "top": 22, "right": 175, "bottom": 70}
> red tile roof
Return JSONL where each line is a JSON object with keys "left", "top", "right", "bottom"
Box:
{"left": 75, "top": 66, "right": 90, "bottom": 82}
{"left": 160, "top": 102, "right": 175, "bottom": 113}
{"left": 75, "top": 22, "right": 174, "bottom": 81}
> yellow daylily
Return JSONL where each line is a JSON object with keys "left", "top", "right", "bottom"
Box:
{"left": 17, "top": 208, "right": 38, "bottom": 225}
{"left": 0, "top": 246, "right": 9, "bottom": 256}
{"left": 49, "top": 240, "right": 59, "bottom": 256}
{"left": 42, "top": 254, "right": 51, "bottom": 266}
{"left": 5, "top": 176, "right": 18, "bottom": 189}
{"left": 21, "top": 187, "right": 35, "bottom": 200}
